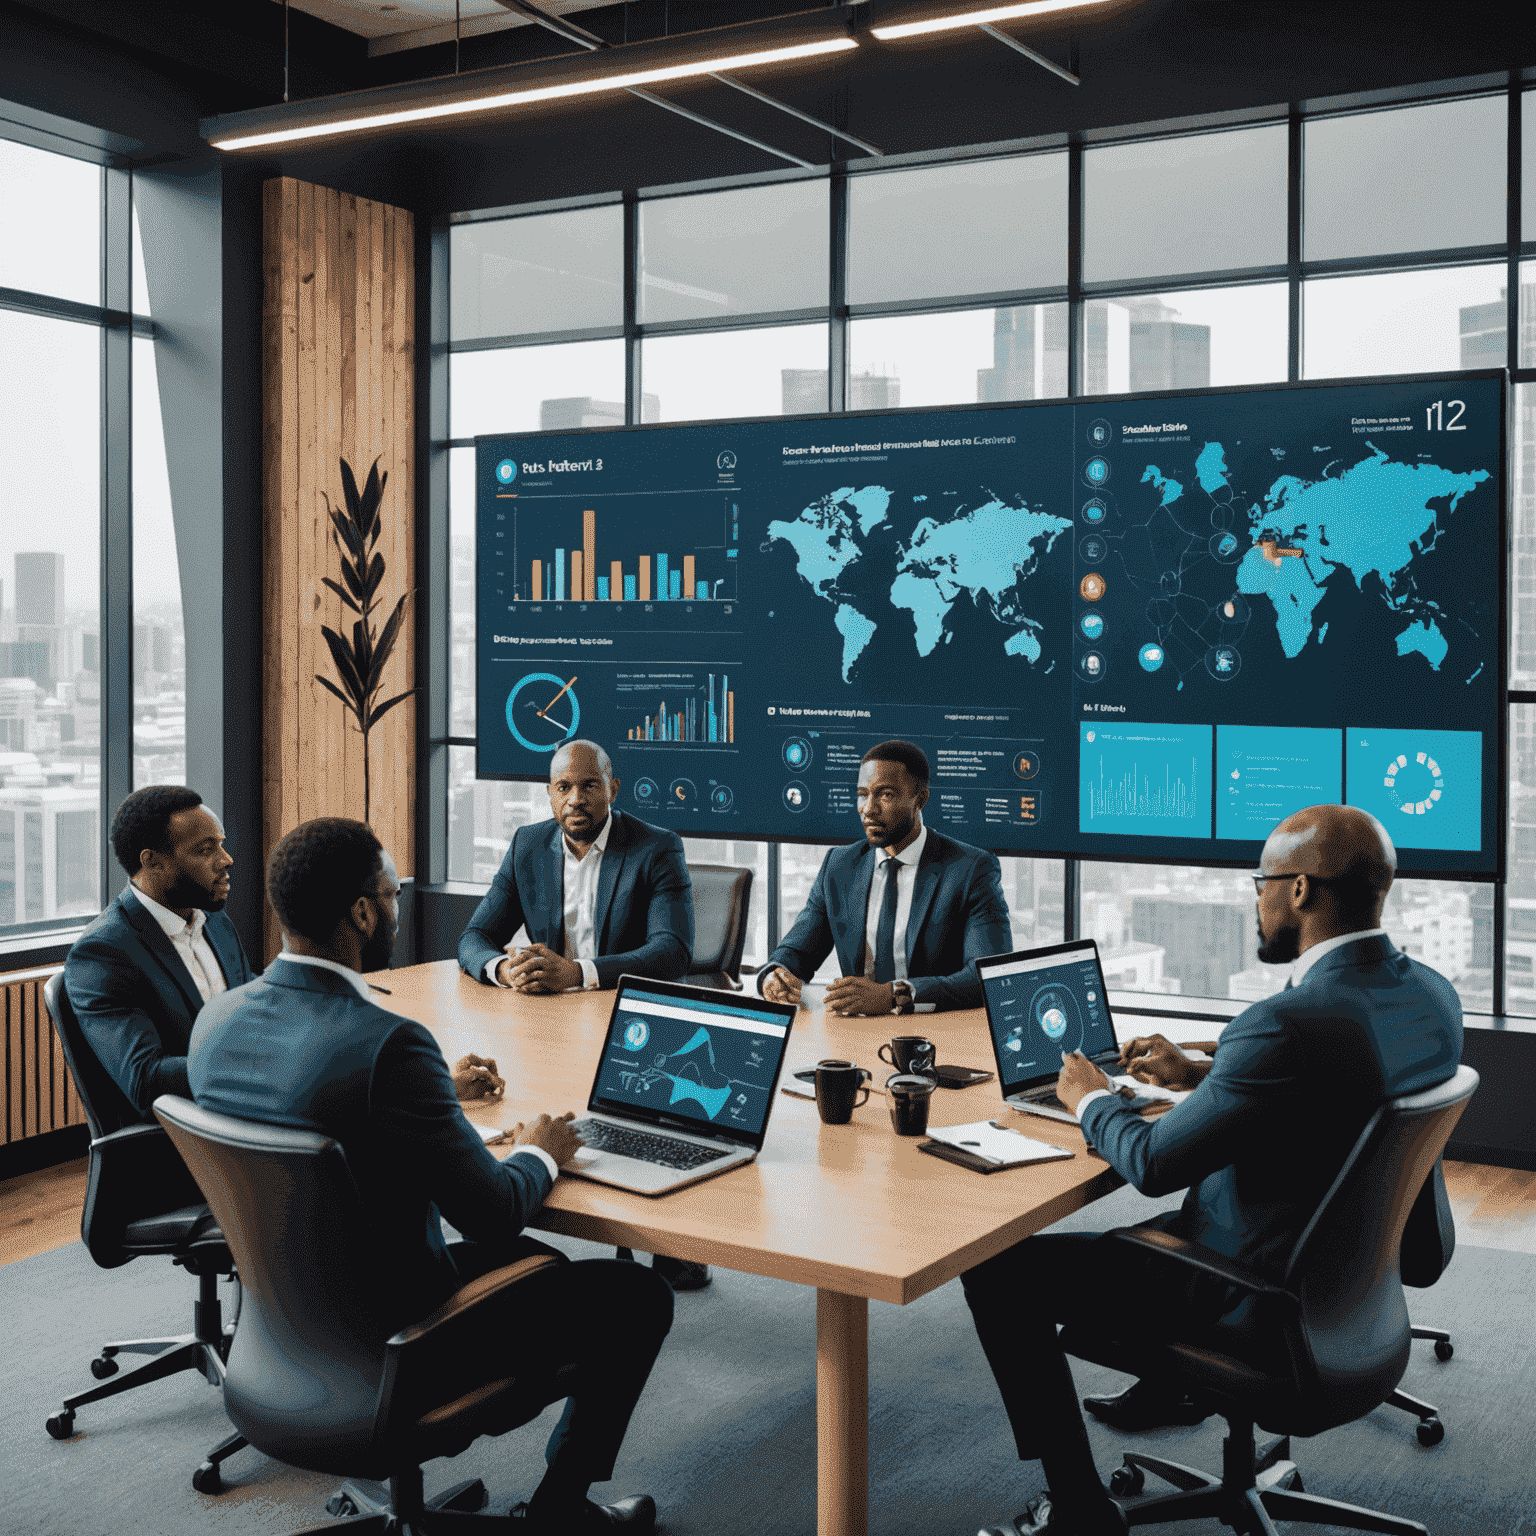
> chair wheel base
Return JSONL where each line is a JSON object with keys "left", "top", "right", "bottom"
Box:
{"left": 89, "top": 1355, "right": 119, "bottom": 1380}
{"left": 1434, "top": 1340, "right": 1454, "bottom": 1362}
{"left": 1416, "top": 1417, "right": 1445, "bottom": 1446}
{"left": 192, "top": 1462, "right": 224, "bottom": 1495}
{"left": 1109, "top": 1464, "right": 1145, "bottom": 1497}
{"left": 45, "top": 1411, "right": 76, "bottom": 1441}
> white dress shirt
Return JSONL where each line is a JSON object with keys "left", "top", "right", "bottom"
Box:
{"left": 861, "top": 824, "right": 928, "bottom": 982}
{"left": 132, "top": 883, "right": 227, "bottom": 1005}
{"left": 486, "top": 814, "right": 609, "bottom": 991}
{"left": 1073, "top": 926, "right": 1392, "bottom": 1123}
{"left": 284, "top": 951, "right": 560, "bottom": 1183}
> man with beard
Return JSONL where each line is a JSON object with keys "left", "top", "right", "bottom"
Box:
{"left": 65, "top": 785, "right": 256, "bottom": 1121}
{"left": 961, "top": 803, "right": 1462, "bottom": 1536}
{"left": 760, "top": 740, "right": 1012, "bottom": 1014}
{"left": 189, "top": 818, "right": 673, "bottom": 1534}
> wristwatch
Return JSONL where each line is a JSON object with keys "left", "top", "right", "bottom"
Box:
{"left": 891, "top": 979, "right": 915, "bottom": 1015}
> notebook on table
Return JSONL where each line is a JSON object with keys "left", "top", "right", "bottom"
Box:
{"left": 564, "top": 975, "right": 797, "bottom": 1196}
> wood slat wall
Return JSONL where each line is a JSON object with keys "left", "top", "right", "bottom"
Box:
{"left": 1, "top": 967, "right": 84, "bottom": 1145}
{"left": 262, "top": 177, "right": 416, "bottom": 962}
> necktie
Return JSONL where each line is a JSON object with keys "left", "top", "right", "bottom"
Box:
{"left": 873, "top": 856, "right": 901, "bottom": 984}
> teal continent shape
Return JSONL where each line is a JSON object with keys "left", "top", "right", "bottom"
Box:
{"left": 1396, "top": 619, "right": 1449, "bottom": 671}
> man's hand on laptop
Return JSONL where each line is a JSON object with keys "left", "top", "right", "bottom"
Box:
{"left": 512, "top": 1111, "right": 585, "bottom": 1166}
{"left": 1056, "top": 1050, "right": 1112, "bottom": 1114}
{"left": 1117, "top": 1034, "right": 1210, "bottom": 1091}
{"left": 453, "top": 1054, "right": 506, "bottom": 1101}
{"left": 500, "top": 944, "right": 584, "bottom": 994}
{"left": 762, "top": 966, "right": 804, "bottom": 1006}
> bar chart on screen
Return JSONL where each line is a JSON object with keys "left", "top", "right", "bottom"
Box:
{"left": 509, "top": 493, "right": 739, "bottom": 605}
{"left": 618, "top": 669, "right": 738, "bottom": 746}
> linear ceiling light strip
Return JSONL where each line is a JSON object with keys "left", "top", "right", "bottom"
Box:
{"left": 209, "top": 37, "right": 857, "bottom": 150}
{"left": 871, "top": 0, "right": 1105, "bottom": 41}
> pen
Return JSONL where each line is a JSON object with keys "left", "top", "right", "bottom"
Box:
{"left": 369, "top": 983, "right": 392, "bottom": 994}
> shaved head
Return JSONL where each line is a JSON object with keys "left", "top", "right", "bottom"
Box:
{"left": 1256, "top": 803, "right": 1397, "bottom": 963}
{"left": 549, "top": 739, "right": 613, "bottom": 783}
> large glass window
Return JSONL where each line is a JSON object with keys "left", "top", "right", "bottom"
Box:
{"left": 642, "top": 323, "right": 830, "bottom": 422}
{"left": 0, "top": 138, "right": 100, "bottom": 305}
{"left": 847, "top": 155, "right": 1067, "bottom": 306}
{"left": 1304, "top": 97, "right": 1506, "bottom": 261}
{"left": 1080, "top": 283, "right": 1287, "bottom": 396}
{"left": 1083, "top": 127, "right": 1286, "bottom": 284}
{"left": 848, "top": 304, "right": 1068, "bottom": 408}
{"left": 1302, "top": 264, "right": 1507, "bottom": 380}
{"left": 639, "top": 182, "right": 828, "bottom": 324}
{"left": 449, "top": 338, "right": 628, "bottom": 439}
{"left": 451, "top": 207, "right": 623, "bottom": 341}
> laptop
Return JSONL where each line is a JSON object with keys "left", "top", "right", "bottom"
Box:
{"left": 565, "top": 975, "right": 797, "bottom": 1196}
{"left": 976, "top": 939, "right": 1144, "bottom": 1124}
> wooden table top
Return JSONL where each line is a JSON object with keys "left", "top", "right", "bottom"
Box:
{"left": 376, "top": 960, "right": 1123, "bottom": 1305}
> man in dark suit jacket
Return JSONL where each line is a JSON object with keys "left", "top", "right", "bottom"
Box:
{"left": 65, "top": 785, "right": 255, "bottom": 1120}
{"left": 458, "top": 739, "right": 693, "bottom": 993}
{"left": 962, "top": 804, "right": 1463, "bottom": 1536}
{"left": 761, "top": 740, "right": 1012, "bottom": 1014}
{"left": 190, "top": 817, "right": 672, "bottom": 1536}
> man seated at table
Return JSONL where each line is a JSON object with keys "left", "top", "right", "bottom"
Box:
{"left": 66, "top": 785, "right": 256, "bottom": 1121}
{"left": 458, "top": 738, "right": 704, "bottom": 1289}
{"left": 960, "top": 804, "right": 1463, "bottom": 1536}
{"left": 458, "top": 739, "right": 693, "bottom": 994}
{"left": 190, "top": 817, "right": 674, "bottom": 1535}
{"left": 760, "top": 740, "right": 1012, "bottom": 1015}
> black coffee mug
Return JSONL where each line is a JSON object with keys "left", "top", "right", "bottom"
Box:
{"left": 879, "top": 1035, "right": 937, "bottom": 1078}
{"left": 815, "top": 1059, "right": 872, "bottom": 1124}
{"left": 886, "top": 1073, "right": 937, "bottom": 1136}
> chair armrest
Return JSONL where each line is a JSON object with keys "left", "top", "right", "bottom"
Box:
{"left": 376, "top": 1254, "right": 565, "bottom": 1448}
{"left": 1107, "top": 1227, "right": 1299, "bottom": 1311}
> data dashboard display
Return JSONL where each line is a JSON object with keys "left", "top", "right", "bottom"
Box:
{"left": 477, "top": 371, "right": 1505, "bottom": 875}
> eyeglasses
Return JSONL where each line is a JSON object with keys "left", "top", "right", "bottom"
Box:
{"left": 1250, "top": 871, "right": 1339, "bottom": 891}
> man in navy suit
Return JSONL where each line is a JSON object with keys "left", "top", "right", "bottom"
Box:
{"left": 190, "top": 818, "right": 673, "bottom": 1535}
{"left": 65, "top": 785, "right": 255, "bottom": 1121}
{"left": 458, "top": 739, "right": 693, "bottom": 994}
{"left": 962, "top": 804, "right": 1463, "bottom": 1536}
{"left": 761, "top": 740, "right": 1012, "bottom": 1015}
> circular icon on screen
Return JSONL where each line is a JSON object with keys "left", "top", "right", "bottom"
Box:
{"left": 1139, "top": 643, "right": 1165, "bottom": 673}
{"left": 669, "top": 778, "right": 698, "bottom": 807}
{"left": 1079, "top": 572, "right": 1106, "bottom": 602}
{"left": 1079, "top": 612, "right": 1105, "bottom": 642}
{"left": 1088, "top": 419, "right": 1112, "bottom": 447}
{"left": 782, "top": 737, "right": 812, "bottom": 771}
{"left": 782, "top": 780, "right": 810, "bottom": 813}
{"left": 1013, "top": 751, "right": 1040, "bottom": 780}
{"left": 1040, "top": 1007, "right": 1069, "bottom": 1042}
{"left": 1083, "top": 457, "right": 1111, "bottom": 488}
{"left": 1209, "top": 530, "right": 1243, "bottom": 563}
{"left": 710, "top": 784, "right": 734, "bottom": 812}
{"left": 1081, "top": 498, "right": 1108, "bottom": 525}
{"left": 496, "top": 458, "right": 517, "bottom": 484}
{"left": 1206, "top": 645, "right": 1242, "bottom": 681}
{"left": 633, "top": 776, "right": 660, "bottom": 804}
{"left": 1079, "top": 533, "right": 1108, "bottom": 563}
{"left": 624, "top": 1019, "right": 650, "bottom": 1050}
{"left": 717, "top": 450, "right": 737, "bottom": 471}
{"left": 1078, "top": 650, "right": 1106, "bottom": 683}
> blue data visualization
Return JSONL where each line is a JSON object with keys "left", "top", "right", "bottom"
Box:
{"left": 1216, "top": 725, "right": 1343, "bottom": 840}
{"left": 1345, "top": 728, "right": 1482, "bottom": 851}
{"left": 1079, "top": 722, "right": 1212, "bottom": 839}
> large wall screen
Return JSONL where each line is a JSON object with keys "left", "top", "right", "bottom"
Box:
{"left": 477, "top": 371, "right": 1506, "bottom": 876}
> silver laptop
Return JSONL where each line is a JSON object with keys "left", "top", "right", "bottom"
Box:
{"left": 976, "top": 939, "right": 1135, "bottom": 1124}
{"left": 566, "top": 975, "right": 797, "bottom": 1196}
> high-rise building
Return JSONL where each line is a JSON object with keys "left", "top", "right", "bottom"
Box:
{"left": 978, "top": 305, "right": 1069, "bottom": 402}
{"left": 539, "top": 395, "right": 659, "bottom": 429}
{"left": 14, "top": 553, "right": 63, "bottom": 628}
{"left": 1125, "top": 296, "right": 1212, "bottom": 392}
{"left": 1130, "top": 893, "right": 1251, "bottom": 998}
{"left": 780, "top": 369, "right": 900, "bottom": 415}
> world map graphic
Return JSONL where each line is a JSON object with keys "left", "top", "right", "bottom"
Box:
{"left": 765, "top": 485, "right": 1072, "bottom": 684}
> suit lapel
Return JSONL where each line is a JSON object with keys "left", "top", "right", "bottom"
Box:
{"left": 204, "top": 913, "right": 246, "bottom": 986}
{"left": 904, "top": 831, "right": 943, "bottom": 970}
{"left": 841, "top": 845, "right": 876, "bottom": 975}
{"left": 591, "top": 812, "right": 626, "bottom": 949}
{"left": 121, "top": 887, "right": 204, "bottom": 1019}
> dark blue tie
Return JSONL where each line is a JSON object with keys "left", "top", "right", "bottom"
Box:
{"left": 874, "top": 856, "right": 901, "bottom": 984}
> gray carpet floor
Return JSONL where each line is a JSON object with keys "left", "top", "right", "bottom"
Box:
{"left": 2, "top": 1182, "right": 1529, "bottom": 1536}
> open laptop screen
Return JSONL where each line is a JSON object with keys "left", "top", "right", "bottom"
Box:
{"left": 589, "top": 981, "right": 795, "bottom": 1147}
{"left": 977, "top": 941, "right": 1117, "bottom": 1095}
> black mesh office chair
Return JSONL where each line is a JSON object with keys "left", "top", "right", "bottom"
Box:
{"left": 1062, "top": 1064, "right": 1477, "bottom": 1536}
{"left": 680, "top": 863, "right": 754, "bottom": 990}
{"left": 42, "top": 972, "right": 249, "bottom": 1493}
{"left": 154, "top": 1095, "right": 588, "bottom": 1533}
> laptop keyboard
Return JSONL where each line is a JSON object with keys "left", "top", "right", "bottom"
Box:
{"left": 572, "top": 1119, "right": 728, "bottom": 1171}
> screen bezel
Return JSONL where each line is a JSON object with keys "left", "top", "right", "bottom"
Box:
{"left": 587, "top": 974, "right": 797, "bottom": 1149}
{"left": 976, "top": 938, "right": 1118, "bottom": 1095}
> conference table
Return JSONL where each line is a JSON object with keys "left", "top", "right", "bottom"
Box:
{"left": 378, "top": 961, "right": 1126, "bottom": 1536}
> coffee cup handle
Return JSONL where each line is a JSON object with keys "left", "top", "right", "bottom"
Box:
{"left": 878, "top": 1043, "right": 895, "bottom": 1067}
{"left": 853, "top": 1086, "right": 871, "bottom": 1109}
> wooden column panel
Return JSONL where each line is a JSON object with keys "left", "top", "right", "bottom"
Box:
{"left": 262, "top": 177, "right": 416, "bottom": 961}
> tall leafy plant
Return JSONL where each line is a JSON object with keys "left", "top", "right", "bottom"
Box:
{"left": 316, "top": 456, "right": 417, "bottom": 824}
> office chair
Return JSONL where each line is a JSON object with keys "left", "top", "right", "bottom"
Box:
{"left": 680, "top": 863, "right": 754, "bottom": 990}
{"left": 41, "top": 972, "right": 249, "bottom": 1494}
{"left": 1062, "top": 1064, "right": 1477, "bottom": 1536}
{"left": 154, "top": 1094, "right": 591, "bottom": 1534}
{"left": 1384, "top": 1159, "right": 1457, "bottom": 1444}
